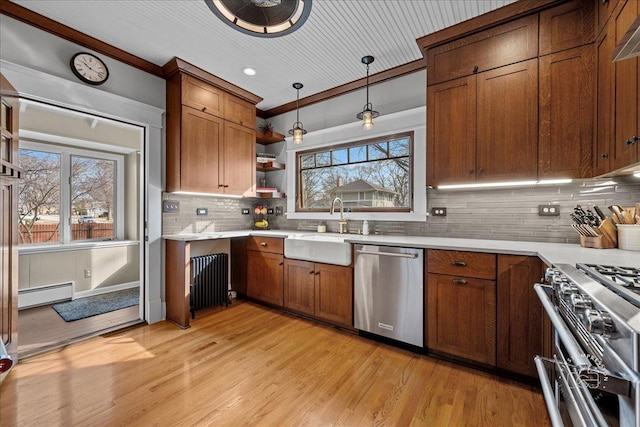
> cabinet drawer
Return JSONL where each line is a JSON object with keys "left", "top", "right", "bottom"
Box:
{"left": 181, "top": 74, "right": 224, "bottom": 117}
{"left": 426, "top": 14, "right": 538, "bottom": 86}
{"left": 247, "top": 236, "right": 283, "bottom": 254}
{"left": 224, "top": 93, "right": 256, "bottom": 129}
{"left": 427, "top": 249, "right": 496, "bottom": 279}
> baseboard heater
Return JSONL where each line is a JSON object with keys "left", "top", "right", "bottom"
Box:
{"left": 190, "top": 253, "right": 229, "bottom": 319}
{"left": 18, "top": 282, "right": 73, "bottom": 309}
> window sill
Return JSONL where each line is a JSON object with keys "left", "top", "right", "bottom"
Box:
{"left": 285, "top": 211, "right": 427, "bottom": 222}
{"left": 18, "top": 240, "right": 140, "bottom": 255}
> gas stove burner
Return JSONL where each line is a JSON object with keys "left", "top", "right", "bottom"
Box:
{"left": 577, "top": 263, "right": 640, "bottom": 308}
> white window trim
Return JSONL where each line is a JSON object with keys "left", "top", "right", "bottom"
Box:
{"left": 19, "top": 139, "right": 125, "bottom": 244}
{"left": 285, "top": 106, "right": 427, "bottom": 222}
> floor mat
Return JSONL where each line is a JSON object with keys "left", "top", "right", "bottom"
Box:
{"left": 52, "top": 288, "right": 139, "bottom": 322}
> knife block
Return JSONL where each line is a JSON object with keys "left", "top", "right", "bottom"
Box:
{"left": 579, "top": 218, "right": 618, "bottom": 249}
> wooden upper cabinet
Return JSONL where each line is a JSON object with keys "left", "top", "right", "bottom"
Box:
{"left": 224, "top": 94, "right": 255, "bottom": 129}
{"left": 179, "top": 107, "right": 222, "bottom": 193}
{"left": 427, "top": 76, "right": 476, "bottom": 186}
{"left": 181, "top": 74, "right": 224, "bottom": 117}
{"left": 426, "top": 14, "right": 538, "bottom": 86}
{"left": 222, "top": 122, "right": 255, "bottom": 197}
{"left": 594, "top": 22, "right": 615, "bottom": 175}
{"left": 612, "top": 0, "right": 640, "bottom": 170}
{"left": 539, "top": 45, "right": 594, "bottom": 178}
{"left": 539, "top": 0, "right": 595, "bottom": 56}
{"left": 476, "top": 59, "right": 539, "bottom": 182}
{"left": 596, "top": 0, "right": 620, "bottom": 35}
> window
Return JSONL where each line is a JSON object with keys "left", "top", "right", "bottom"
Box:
{"left": 297, "top": 132, "right": 413, "bottom": 212}
{"left": 18, "top": 141, "right": 123, "bottom": 245}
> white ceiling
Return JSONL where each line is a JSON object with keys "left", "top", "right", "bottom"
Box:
{"left": 12, "top": 0, "right": 516, "bottom": 110}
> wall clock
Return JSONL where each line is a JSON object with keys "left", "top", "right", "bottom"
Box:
{"left": 70, "top": 52, "right": 109, "bottom": 85}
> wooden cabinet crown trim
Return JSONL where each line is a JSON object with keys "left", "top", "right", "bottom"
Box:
{"left": 163, "top": 57, "right": 262, "bottom": 105}
{"left": 417, "top": 0, "right": 564, "bottom": 52}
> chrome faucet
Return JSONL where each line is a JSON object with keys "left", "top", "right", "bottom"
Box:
{"left": 330, "top": 197, "right": 348, "bottom": 234}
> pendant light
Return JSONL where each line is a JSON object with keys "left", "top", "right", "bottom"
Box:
{"left": 289, "top": 82, "right": 307, "bottom": 144}
{"left": 356, "top": 55, "right": 379, "bottom": 130}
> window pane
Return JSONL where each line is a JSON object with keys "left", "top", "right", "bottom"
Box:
{"left": 71, "top": 156, "right": 115, "bottom": 241}
{"left": 18, "top": 149, "right": 61, "bottom": 244}
{"left": 1, "top": 135, "right": 8, "bottom": 162}
{"left": 368, "top": 142, "right": 388, "bottom": 160}
{"left": 297, "top": 133, "right": 412, "bottom": 212}
{"left": 332, "top": 149, "right": 348, "bottom": 165}
{"left": 300, "top": 154, "right": 314, "bottom": 169}
{"left": 389, "top": 138, "right": 410, "bottom": 157}
{"left": 315, "top": 152, "right": 330, "bottom": 167}
{"left": 349, "top": 145, "right": 366, "bottom": 163}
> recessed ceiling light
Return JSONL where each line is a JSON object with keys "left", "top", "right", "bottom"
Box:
{"left": 243, "top": 67, "right": 256, "bottom": 76}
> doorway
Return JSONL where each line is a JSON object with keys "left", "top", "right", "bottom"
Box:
{"left": 15, "top": 99, "right": 146, "bottom": 357}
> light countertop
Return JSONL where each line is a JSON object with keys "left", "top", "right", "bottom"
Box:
{"left": 162, "top": 230, "right": 640, "bottom": 268}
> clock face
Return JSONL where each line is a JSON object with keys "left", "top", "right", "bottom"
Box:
{"left": 70, "top": 53, "right": 109, "bottom": 85}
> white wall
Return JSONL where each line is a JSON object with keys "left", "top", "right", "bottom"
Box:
{"left": 1, "top": 17, "right": 165, "bottom": 323}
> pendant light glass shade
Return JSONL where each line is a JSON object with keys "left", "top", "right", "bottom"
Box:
{"left": 288, "top": 82, "right": 307, "bottom": 144}
{"left": 356, "top": 55, "right": 379, "bottom": 130}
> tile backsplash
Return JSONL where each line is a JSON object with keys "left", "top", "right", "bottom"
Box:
{"left": 163, "top": 178, "right": 640, "bottom": 243}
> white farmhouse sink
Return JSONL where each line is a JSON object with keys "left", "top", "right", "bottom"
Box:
{"left": 284, "top": 233, "right": 352, "bottom": 266}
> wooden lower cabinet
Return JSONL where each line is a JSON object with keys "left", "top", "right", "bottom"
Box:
{"left": 247, "top": 250, "right": 284, "bottom": 306}
{"left": 427, "top": 273, "right": 497, "bottom": 365}
{"left": 496, "top": 255, "right": 544, "bottom": 378}
{"left": 284, "top": 259, "right": 353, "bottom": 328}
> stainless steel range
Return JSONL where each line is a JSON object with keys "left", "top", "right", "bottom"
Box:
{"left": 535, "top": 263, "right": 640, "bottom": 427}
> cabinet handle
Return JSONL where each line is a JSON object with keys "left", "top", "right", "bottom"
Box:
{"left": 600, "top": 153, "right": 609, "bottom": 159}
{"left": 451, "top": 260, "right": 467, "bottom": 267}
{"left": 315, "top": 271, "right": 320, "bottom": 276}
{"left": 218, "top": 184, "right": 224, "bottom": 187}
{"left": 309, "top": 270, "right": 315, "bottom": 275}
{"left": 202, "top": 107, "right": 207, "bottom": 112}
{"left": 452, "top": 278, "right": 468, "bottom": 285}
{"left": 278, "top": 262, "right": 284, "bottom": 266}
{"left": 260, "top": 242, "right": 267, "bottom": 247}
{"left": 478, "top": 168, "right": 484, "bottom": 174}
{"left": 473, "top": 65, "right": 479, "bottom": 73}
{"left": 467, "top": 169, "right": 474, "bottom": 174}
{"left": 602, "top": 0, "right": 609, "bottom": 4}
{"left": 625, "top": 136, "right": 639, "bottom": 146}
{"left": 223, "top": 184, "right": 229, "bottom": 188}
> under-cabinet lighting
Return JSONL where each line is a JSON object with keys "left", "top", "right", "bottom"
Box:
{"left": 436, "top": 179, "right": 572, "bottom": 190}
{"left": 170, "top": 191, "right": 244, "bottom": 199}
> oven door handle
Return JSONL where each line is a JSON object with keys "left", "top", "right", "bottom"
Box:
{"left": 534, "top": 284, "right": 591, "bottom": 370}
{"left": 534, "top": 356, "right": 565, "bottom": 427}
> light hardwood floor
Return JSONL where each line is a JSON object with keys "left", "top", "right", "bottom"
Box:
{"left": 18, "top": 304, "right": 141, "bottom": 357}
{"left": 1, "top": 302, "right": 550, "bottom": 426}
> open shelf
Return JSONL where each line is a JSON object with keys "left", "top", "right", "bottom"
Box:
{"left": 256, "top": 161, "right": 285, "bottom": 172}
{"left": 258, "top": 191, "right": 286, "bottom": 199}
{"left": 256, "top": 131, "right": 285, "bottom": 145}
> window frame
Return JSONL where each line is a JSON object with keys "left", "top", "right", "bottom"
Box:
{"left": 296, "top": 131, "right": 414, "bottom": 213}
{"left": 19, "top": 140, "right": 125, "bottom": 245}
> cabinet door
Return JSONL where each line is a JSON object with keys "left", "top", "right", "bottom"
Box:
{"left": 497, "top": 255, "right": 543, "bottom": 378}
{"left": 182, "top": 74, "right": 224, "bottom": 117}
{"left": 224, "top": 94, "right": 255, "bottom": 129}
{"left": 612, "top": 0, "right": 639, "bottom": 170}
{"left": 596, "top": 0, "right": 619, "bottom": 35}
{"left": 283, "top": 259, "right": 315, "bottom": 315}
{"left": 594, "top": 21, "right": 615, "bottom": 175}
{"left": 539, "top": 0, "right": 594, "bottom": 56}
{"left": 247, "top": 250, "right": 283, "bottom": 306}
{"left": 222, "top": 122, "right": 255, "bottom": 197}
{"left": 181, "top": 107, "right": 222, "bottom": 193}
{"left": 315, "top": 263, "right": 353, "bottom": 328}
{"left": 427, "top": 76, "right": 476, "bottom": 186}
{"left": 539, "top": 45, "right": 594, "bottom": 179}
{"left": 476, "top": 59, "right": 538, "bottom": 182}
{"left": 427, "top": 273, "right": 496, "bottom": 365}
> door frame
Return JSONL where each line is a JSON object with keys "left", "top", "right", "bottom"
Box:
{"left": 0, "top": 59, "right": 165, "bottom": 325}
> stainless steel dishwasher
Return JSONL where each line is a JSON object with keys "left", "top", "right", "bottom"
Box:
{"left": 354, "top": 244, "right": 424, "bottom": 347}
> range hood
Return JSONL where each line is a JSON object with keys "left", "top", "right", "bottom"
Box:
{"left": 613, "top": 14, "right": 640, "bottom": 61}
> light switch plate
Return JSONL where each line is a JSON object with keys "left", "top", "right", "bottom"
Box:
{"left": 196, "top": 208, "right": 208, "bottom": 216}
{"left": 163, "top": 200, "right": 180, "bottom": 213}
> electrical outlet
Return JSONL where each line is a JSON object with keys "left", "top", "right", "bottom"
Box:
{"left": 431, "top": 207, "right": 447, "bottom": 216}
{"left": 538, "top": 204, "right": 560, "bottom": 216}
{"left": 162, "top": 200, "right": 180, "bottom": 213}
{"left": 267, "top": 208, "right": 274, "bottom": 215}
{"left": 241, "top": 208, "right": 250, "bottom": 215}
{"left": 84, "top": 269, "right": 92, "bottom": 278}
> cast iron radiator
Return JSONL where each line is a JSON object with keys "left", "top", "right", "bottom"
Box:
{"left": 190, "top": 253, "right": 229, "bottom": 319}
